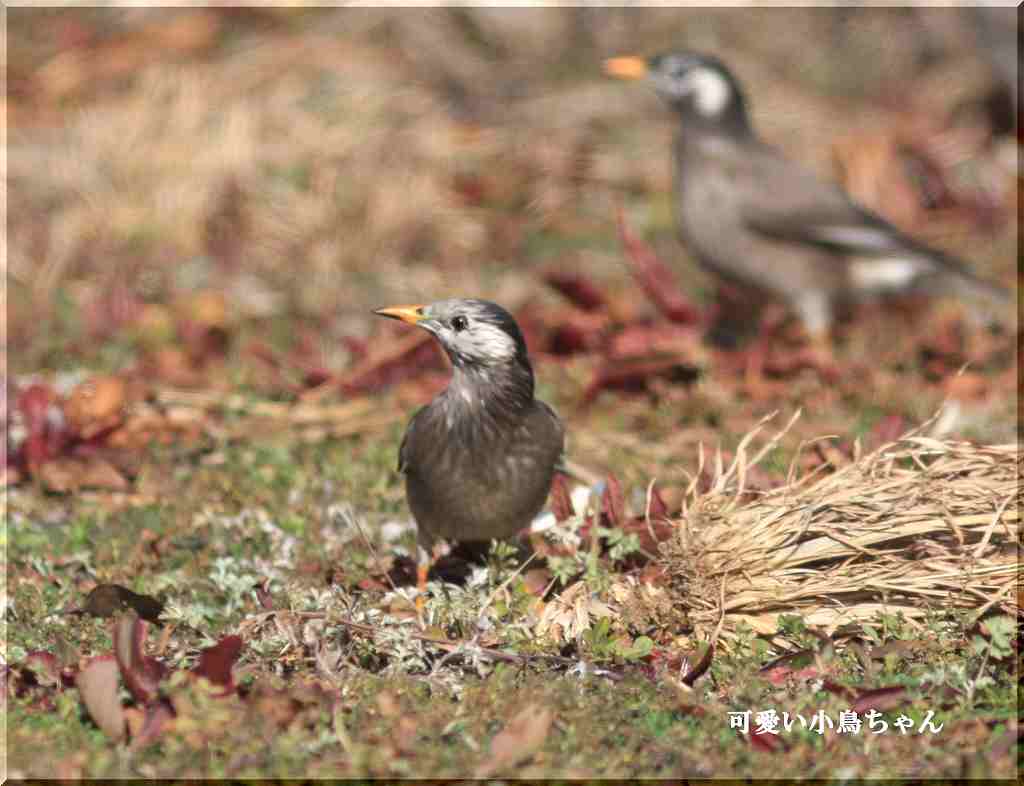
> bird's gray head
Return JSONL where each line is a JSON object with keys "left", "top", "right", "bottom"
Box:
{"left": 374, "top": 298, "right": 530, "bottom": 370}
{"left": 605, "top": 50, "right": 751, "bottom": 136}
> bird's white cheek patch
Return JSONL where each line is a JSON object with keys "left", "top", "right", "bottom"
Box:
{"left": 470, "top": 326, "right": 517, "bottom": 363}
{"left": 850, "top": 257, "right": 923, "bottom": 291}
{"left": 683, "top": 68, "right": 731, "bottom": 117}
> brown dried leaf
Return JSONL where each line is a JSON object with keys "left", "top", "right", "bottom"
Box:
{"left": 852, "top": 686, "right": 908, "bottom": 715}
{"left": 77, "top": 656, "right": 125, "bottom": 741}
{"left": 475, "top": 703, "right": 554, "bottom": 777}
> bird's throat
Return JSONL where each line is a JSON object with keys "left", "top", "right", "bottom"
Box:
{"left": 443, "top": 360, "right": 535, "bottom": 428}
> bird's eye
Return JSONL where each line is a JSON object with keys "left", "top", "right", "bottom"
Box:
{"left": 451, "top": 315, "right": 469, "bottom": 332}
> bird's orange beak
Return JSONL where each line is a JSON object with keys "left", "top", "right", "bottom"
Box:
{"left": 603, "top": 56, "right": 648, "bottom": 80}
{"left": 374, "top": 304, "right": 426, "bottom": 325}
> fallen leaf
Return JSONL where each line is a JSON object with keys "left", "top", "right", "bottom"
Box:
{"left": 337, "top": 329, "right": 441, "bottom": 395}
{"left": 581, "top": 358, "right": 699, "bottom": 406}
{"left": 549, "top": 475, "right": 574, "bottom": 522}
{"left": 113, "top": 612, "right": 167, "bottom": 704}
{"left": 193, "top": 635, "right": 243, "bottom": 696}
{"left": 616, "top": 206, "right": 702, "bottom": 325}
{"left": 853, "top": 686, "right": 908, "bottom": 715}
{"left": 646, "top": 486, "right": 671, "bottom": 519}
{"left": 602, "top": 474, "right": 625, "bottom": 528}
{"left": 544, "top": 270, "right": 609, "bottom": 312}
{"left": 16, "top": 383, "right": 65, "bottom": 470}
{"left": 747, "top": 728, "right": 783, "bottom": 753}
{"left": 475, "top": 703, "right": 554, "bottom": 777}
{"left": 77, "top": 655, "right": 125, "bottom": 741}
{"left": 681, "top": 641, "right": 714, "bottom": 687}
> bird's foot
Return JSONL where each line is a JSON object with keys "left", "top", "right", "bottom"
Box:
{"left": 415, "top": 562, "right": 429, "bottom": 619}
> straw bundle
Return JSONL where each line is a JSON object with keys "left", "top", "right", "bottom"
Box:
{"left": 657, "top": 414, "right": 1020, "bottom": 643}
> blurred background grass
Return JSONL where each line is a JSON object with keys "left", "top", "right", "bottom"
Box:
{"left": 9, "top": 6, "right": 1017, "bottom": 372}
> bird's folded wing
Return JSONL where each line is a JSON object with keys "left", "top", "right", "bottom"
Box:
{"left": 738, "top": 150, "right": 938, "bottom": 264}
{"left": 397, "top": 406, "right": 428, "bottom": 474}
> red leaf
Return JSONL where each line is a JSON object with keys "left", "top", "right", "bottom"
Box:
{"left": 616, "top": 206, "right": 702, "bottom": 325}
{"left": 853, "top": 686, "right": 908, "bottom": 715}
{"left": 543, "top": 270, "right": 608, "bottom": 312}
{"left": 602, "top": 474, "right": 625, "bottom": 528}
{"left": 747, "top": 729, "right": 783, "bottom": 752}
{"left": 338, "top": 330, "right": 442, "bottom": 395}
{"left": 581, "top": 358, "right": 698, "bottom": 406}
{"left": 759, "top": 649, "right": 818, "bottom": 685}
{"left": 549, "top": 474, "right": 574, "bottom": 522}
{"left": 341, "top": 336, "right": 369, "bottom": 361}
{"left": 113, "top": 612, "right": 166, "bottom": 704}
{"left": 546, "top": 314, "right": 606, "bottom": 356}
{"left": 648, "top": 486, "right": 670, "bottom": 519}
{"left": 620, "top": 516, "right": 675, "bottom": 555}
{"left": 17, "top": 383, "right": 66, "bottom": 470}
{"left": 255, "top": 579, "right": 275, "bottom": 610}
{"left": 193, "top": 635, "right": 243, "bottom": 695}
{"left": 607, "top": 322, "right": 701, "bottom": 359}
{"left": 821, "top": 678, "right": 856, "bottom": 701}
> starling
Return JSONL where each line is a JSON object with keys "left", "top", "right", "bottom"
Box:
{"left": 605, "top": 51, "right": 1010, "bottom": 338}
{"left": 375, "top": 299, "right": 565, "bottom": 587}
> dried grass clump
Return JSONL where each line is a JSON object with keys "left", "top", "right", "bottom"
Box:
{"left": 659, "top": 413, "right": 1019, "bottom": 643}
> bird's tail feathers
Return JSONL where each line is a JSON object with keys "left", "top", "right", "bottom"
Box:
{"left": 916, "top": 258, "right": 1013, "bottom": 330}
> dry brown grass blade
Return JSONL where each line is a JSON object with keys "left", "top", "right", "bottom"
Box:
{"left": 646, "top": 414, "right": 1019, "bottom": 646}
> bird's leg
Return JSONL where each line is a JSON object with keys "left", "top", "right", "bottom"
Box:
{"left": 792, "top": 294, "right": 840, "bottom": 383}
{"left": 414, "top": 539, "right": 450, "bottom": 617}
{"left": 741, "top": 304, "right": 788, "bottom": 395}
{"left": 414, "top": 542, "right": 431, "bottom": 618}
